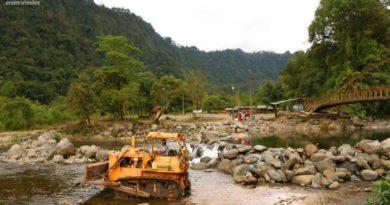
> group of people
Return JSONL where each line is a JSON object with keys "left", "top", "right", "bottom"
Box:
{"left": 231, "top": 111, "right": 251, "bottom": 121}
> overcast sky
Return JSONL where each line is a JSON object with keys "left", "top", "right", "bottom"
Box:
{"left": 94, "top": 0, "right": 320, "bottom": 53}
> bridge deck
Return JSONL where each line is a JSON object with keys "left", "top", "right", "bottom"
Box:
{"left": 302, "top": 86, "right": 390, "bottom": 113}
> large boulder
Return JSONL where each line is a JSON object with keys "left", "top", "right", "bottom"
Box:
{"left": 243, "top": 172, "right": 257, "bottom": 185}
{"left": 52, "top": 154, "right": 64, "bottom": 163}
{"left": 243, "top": 154, "right": 259, "bottom": 164}
{"left": 328, "top": 181, "right": 340, "bottom": 190}
{"left": 79, "top": 145, "right": 100, "bottom": 159}
{"left": 311, "top": 173, "right": 322, "bottom": 188}
{"left": 191, "top": 162, "right": 210, "bottom": 170}
{"left": 294, "top": 166, "right": 317, "bottom": 175}
{"left": 361, "top": 169, "right": 378, "bottom": 181}
{"left": 291, "top": 175, "right": 314, "bottom": 186}
{"left": 6, "top": 144, "right": 25, "bottom": 159}
{"left": 310, "top": 152, "right": 327, "bottom": 162}
{"left": 356, "top": 140, "right": 382, "bottom": 154}
{"left": 323, "top": 169, "right": 339, "bottom": 182}
{"left": 202, "top": 131, "right": 220, "bottom": 144}
{"left": 55, "top": 138, "right": 75, "bottom": 157}
{"left": 238, "top": 145, "right": 252, "bottom": 154}
{"left": 96, "top": 150, "right": 109, "bottom": 161}
{"left": 356, "top": 157, "right": 370, "bottom": 169}
{"left": 232, "top": 164, "right": 253, "bottom": 177}
{"left": 267, "top": 168, "right": 285, "bottom": 182}
{"left": 223, "top": 149, "right": 239, "bottom": 159}
{"left": 200, "top": 156, "right": 212, "bottom": 163}
{"left": 217, "top": 159, "right": 232, "bottom": 174}
{"left": 381, "top": 138, "right": 390, "bottom": 157}
{"left": 338, "top": 144, "right": 355, "bottom": 156}
{"left": 314, "top": 158, "right": 335, "bottom": 173}
{"left": 305, "top": 144, "right": 318, "bottom": 156}
{"left": 339, "top": 161, "right": 359, "bottom": 175}
{"left": 253, "top": 145, "right": 267, "bottom": 152}
{"left": 263, "top": 151, "right": 282, "bottom": 168}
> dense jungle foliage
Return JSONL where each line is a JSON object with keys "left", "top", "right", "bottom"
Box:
{"left": 0, "top": 0, "right": 290, "bottom": 105}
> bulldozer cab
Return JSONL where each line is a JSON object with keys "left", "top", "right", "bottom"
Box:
{"left": 143, "top": 132, "right": 188, "bottom": 171}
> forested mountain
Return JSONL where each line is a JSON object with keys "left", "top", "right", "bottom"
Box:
{"left": 0, "top": 0, "right": 291, "bottom": 104}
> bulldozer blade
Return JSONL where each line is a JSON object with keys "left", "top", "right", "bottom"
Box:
{"left": 83, "top": 161, "right": 109, "bottom": 183}
{"left": 111, "top": 185, "right": 151, "bottom": 198}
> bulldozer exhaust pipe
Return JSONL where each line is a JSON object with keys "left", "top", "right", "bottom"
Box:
{"left": 131, "top": 135, "right": 136, "bottom": 148}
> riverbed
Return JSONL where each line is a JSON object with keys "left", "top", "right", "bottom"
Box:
{"left": 0, "top": 161, "right": 372, "bottom": 205}
{"left": 0, "top": 128, "right": 387, "bottom": 205}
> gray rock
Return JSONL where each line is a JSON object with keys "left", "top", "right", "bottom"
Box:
{"left": 283, "top": 157, "right": 300, "bottom": 170}
{"left": 356, "top": 157, "right": 370, "bottom": 169}
{"left": 323, "top": 169, "right": 339, "bottom": 182}
{"left": 381, "top": 138, "right": 390, "bottom": 157}
{"left": 26, "top": 149, "right": 36, "bottom": 158}
{"left": 217, "top": 159, "right": 231, "bottom": 174}
{"left": 195, "top": 147, "right": 204, "bottom": 158}
{"left": 335, "top": 168, "right": 351, "bottom": 180}
{"left": 52, "top": 154, "right": 64, "bottom": 163}
{"left": 6, "top": 144, "right": 25, "bottom": 159}
{"left": 356, "top": 140, "right": 382, "bottom": 154}
{"left": 243, "top": 172, "right": 257, "bottom": 184}
{"left": 151, "top": 124, "right": 158, "bottom": 131}
{"left": 253, "top": 145, "right": 267, "bottom": 152}
{"left": 311, "top": 173, "right": 322, "bottom": 188}
{"left": 305, "top": 144, "right": 318, "bottom": 156}
{"left": 243, "top": 154, "right": 259, "bottom": 164}
{"left": 253, "top": 161, "right": 266, "bottom": 170}
{"left": 264, "top": 151, "right": 282, "bottom": 168}
{"left": 233, "top": 175, "right": 245, "bottom": 183}
{"left": 200, "top": 156, "right": 212, "bottom": 163}
{"left": 361, "top": 169, "right": 378, "bottom": 181}
{"left": 334, "top": 155, "right": 346, "bottom": 162}
{"left": 207, "top": 157, "right": 219, "bottom": 167}
{"left": 202, "top": 131, "right": 219, "bottom": 144}
{"left": 291, "top": 175, "right": 314, "bottom": 186}
{"left": 284, "top": 170, "right": 295, "bottom": 181}
{"left": 338, "top": 144, "right": 355, "bottom": 156}
{"left": 238, "top": 145, "right": 252, "bottom": 153}
{"left": 191, "top": 162, "right": 210, "bottom": 170}
{"left": 339, "top": 161, "right": 359, "bottom": 175}
{"left": 328, "top": 181, "right": 340, "bottom": 189}
{"left": 79, "top": 145, "right": 100, "bottom": 159}
{"left": 314, "top": 158, "right": 335, "bottom": 173}
{"left": 56, "top": 138, "right": 75, "bottom": 157}
{"left": 223, "top": 149, "right": 239, "bottom": 159}
{"left": 232, "top": 164, "right": 253, "bottom": 177}
{"left": 311, "top": 152, "right": 326, "bottom": 162}
{"left": 294, "top": 167, "right": 317, "bottom": 175}
{"left": 96, "top": 150, "right": 109, "bottom": 161}
{"left": 267, "top": 168, "right": 283, "bottom": 182}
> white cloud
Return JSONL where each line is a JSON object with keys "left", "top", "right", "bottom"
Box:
{"left": 94, "top": 0, "right": 320, "bottom": 53}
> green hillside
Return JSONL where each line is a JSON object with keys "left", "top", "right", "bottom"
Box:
{"left": 0, "top": 0, "right": 291, "bottom": 104}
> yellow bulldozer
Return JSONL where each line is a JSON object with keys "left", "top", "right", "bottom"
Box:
{"left": 83, "top": 132, "right": 191, "bottom": 201}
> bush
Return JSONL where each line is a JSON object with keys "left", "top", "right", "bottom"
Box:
{"left": 367, "top": 179, "right": 390, "bottom": 205}
{"left": 0, "top": 97, "right": 33, "bottom": 130}
{"left": 0, "top": 96, "right": 76, "bottom": 131}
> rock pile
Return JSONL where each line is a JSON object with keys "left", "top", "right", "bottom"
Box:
{"left": 190, "top": 138, "right": 390, "bottom": 189}
{"left": 0, "top": 131, "right": 110, "bottom": 164}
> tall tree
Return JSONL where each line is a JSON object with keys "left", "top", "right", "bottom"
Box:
{"left": 186, "top": 70, "right": 206, "bottom": 110}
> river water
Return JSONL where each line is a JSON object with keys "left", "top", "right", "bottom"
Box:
{"left": 0, "top": 129, "right": 388, "bottom": 205}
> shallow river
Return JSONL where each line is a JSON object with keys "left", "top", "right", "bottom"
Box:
{"left": 0, "top": 129, "right": 388, "bottom": 205}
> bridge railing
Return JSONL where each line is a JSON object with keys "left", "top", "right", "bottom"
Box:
{"left": 302, "top": 86, "right": 390, "bottom": 112}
